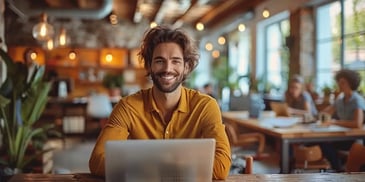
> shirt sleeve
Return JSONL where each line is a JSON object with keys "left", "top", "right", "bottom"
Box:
{"left": 354, "top": 92, "right": 365, "bottom": 110}
{"left": 200, "top": 99, "right": 232, "bottom": 180}
{"left": 303, "top": 91, "right": 318, "bottom": 115}
{"left": 89, "top": 102, "right": 130, "bottom": 176}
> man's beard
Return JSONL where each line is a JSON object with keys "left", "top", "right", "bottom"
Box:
{"left": 151, "top": 71, "right": 185, "bottom": 93}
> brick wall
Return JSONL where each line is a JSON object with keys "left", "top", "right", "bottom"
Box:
{"left": 289, "top": 7, "right": 315, "bottom": 81}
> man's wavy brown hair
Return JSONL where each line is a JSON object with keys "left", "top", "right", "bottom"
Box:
{"left": 138, "top": 26, "right": 199, "bottom": 80}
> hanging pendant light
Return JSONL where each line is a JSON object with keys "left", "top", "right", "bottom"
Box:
{"left": 32, "top": 13, "right": 55, "bottom": 42}
{"left": 57, "top": 27, "right": 67, "bottom": 47}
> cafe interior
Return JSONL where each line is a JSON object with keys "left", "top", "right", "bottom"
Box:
{"left": 1, "top": 0, "right": 365, "bottom": 181}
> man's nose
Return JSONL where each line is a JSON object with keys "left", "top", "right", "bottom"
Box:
{"left": 162, "top": 61, "right": 174, "bottom": 72}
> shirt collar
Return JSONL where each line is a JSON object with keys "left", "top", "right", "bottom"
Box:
{"left": 146, "top": 87, "right": 188, "bottom": 113}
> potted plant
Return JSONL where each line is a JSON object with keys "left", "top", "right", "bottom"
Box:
{"left": 102, "top": 73, "right": 123, "bottom": 97}
{"left": 321, "top": 84, "right": 333, "bottom": 104}
{"left": 0, "top": 49, "right": 56, "bottom": 176}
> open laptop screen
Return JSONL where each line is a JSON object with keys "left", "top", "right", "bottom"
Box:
{"left": 105, "top": 139, "right": 215, "bottom": 182}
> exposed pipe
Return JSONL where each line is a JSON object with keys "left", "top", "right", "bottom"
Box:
{"left": 7, "top": 0, "right": 113, "bottom": 20}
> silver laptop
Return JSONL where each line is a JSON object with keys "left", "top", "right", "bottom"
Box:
{"left": 105, "top": 139, "right": 216, "bottom": 182}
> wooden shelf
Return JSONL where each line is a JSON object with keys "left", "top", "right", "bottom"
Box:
{"left": 7, "top": 46, "right": 149, "bottom": 96}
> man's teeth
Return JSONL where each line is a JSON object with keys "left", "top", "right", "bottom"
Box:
{"left": 161, "top": 75, "right": 174, "bottom": 80}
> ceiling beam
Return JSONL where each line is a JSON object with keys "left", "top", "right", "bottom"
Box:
{"left": 115, "top": 0, "right": 138, "bottom": 23}
{"left": 171, "top": 0, "right": 198, "bottom": 27}
{"left": 197, "top": 0, "right": 240, "bottom": 25}
{"left": 151, "top": 0, "right": 164, "bottom": 23}
{"left": 127, "top": 0, "right": 138, "bottom": 22}
{"left": 198, "top": 0, "right": 265, "bottom": 29}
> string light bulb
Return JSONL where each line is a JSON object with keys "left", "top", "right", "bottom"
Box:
{"left": 68, "top": 50, "right": 76, "bottom": 60}
{"left": 150, "top": 21, "right": 158, "bottom": 28}
{"left": 106, "top": 53, "right": 113, "bottom": 62}
{"left": 196, "top": 22, "right": 204, "bottom": 31}
{"left": 238, "top": 24, "right": 246, "bottom": 32}
{"left": 30, "top": 52, "right": 37, "bottom": 60}
{"left": 109, "top": 12, "right": 118, "bottom": 25}
{"left": 262, "top": 8, "right": 270, "bottom": 18}
{"left": 205, "top": 43, "right": 213, "bottom": 51}
{"left": 46, "top": 39, "right": 54, "bottom": 50}
{"left": 32, "top": 13, "right": 54, "bottom": 42}
{"left": 58, "top": 27, "right": 67, "bottom": 47}
{"left": 218, "top": 36, "right": 226, "bottom": 45}
{"left": 212, "top": 50, "right": 220, "bottom": 58}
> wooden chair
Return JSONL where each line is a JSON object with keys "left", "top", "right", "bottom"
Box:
{"left": 293, "top": 145, "right": 330, "bottom": 173}
{"left": 224, "top": 122, "right": 266, "bottom": 159}
{"left": 345, "top": 143, "right": 365, "bottom": 172}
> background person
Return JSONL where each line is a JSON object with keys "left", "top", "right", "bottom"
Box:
{"left": 320, "top": 69, "right": 365, "bottom": 171}
{"left": 285, "top": 75, "right": 318, "bottom": 120}
{"left": 202, "top": 83, "right": 216, "bottom": 99}
{"left": 89, "top": 26, "right": 231, "bottom": 180}
{"left": 305, "top": 81, "right": 320, "bottom": 102}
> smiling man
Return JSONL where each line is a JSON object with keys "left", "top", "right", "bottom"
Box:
{"left": 89, "top": 26, "right": 231, "bottom": 180}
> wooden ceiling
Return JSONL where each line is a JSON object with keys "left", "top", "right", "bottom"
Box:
{"left": 4, "top": 0, "right": 268, "bottom": 48}
{"left": 8, "top": 0, "right": 265, "bottom": 29}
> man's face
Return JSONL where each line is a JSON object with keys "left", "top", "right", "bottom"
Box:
{"left": 150, "top": 42, "right": 188, "bottom": 93}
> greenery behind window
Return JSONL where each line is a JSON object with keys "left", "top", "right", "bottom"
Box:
{"left": 264, "top": 19, "right": 290, "bottom": 94}
{"left": 316, "top": 0, "right": 365, "bottom": 93}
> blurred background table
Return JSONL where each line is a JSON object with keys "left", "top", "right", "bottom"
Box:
{"left": 222, "top": 111, "right": 365, "bottom": 173}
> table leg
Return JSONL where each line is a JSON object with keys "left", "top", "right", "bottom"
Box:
{"left": 280, "top": 139, "right": 290, "bottom": 174}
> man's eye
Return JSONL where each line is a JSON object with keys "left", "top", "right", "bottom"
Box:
{"left": 172, "top": 60, "right": 182, "bottom": 64}
{"left": 155, "top": 60, "right": 163, "bottom": 63}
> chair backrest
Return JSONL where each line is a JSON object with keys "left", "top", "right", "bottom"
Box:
{"left": 294, "top": 145, "right": 323, "bottom": 162}
{"left": 87, "top": 93, "right": 113, "bottom": 118}
{"left": 346, "top": 143, "right": 365, "bottom": 172}
{"left": 224, "top": 122, "right": 238, "bottom": 145}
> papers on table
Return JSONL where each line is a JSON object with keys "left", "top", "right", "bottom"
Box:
{"left": 308, "top": 123, "right": 350, "bottom": 132}
{"left": 260, "top": 117, "right": 302, "bottom": 128}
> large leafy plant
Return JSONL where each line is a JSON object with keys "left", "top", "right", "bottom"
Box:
{"left": 102, "top": 73, "right": 124, "bottom": 89}
{"left": 0, "top": 48, "right": 53, "bottom": 171}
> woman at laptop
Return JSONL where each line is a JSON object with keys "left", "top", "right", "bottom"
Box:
{"left": 320, "top": 69, "right": 365, "bottom": 171}
{"left": 89, "top": 26, "right": 231, "bottom": 180}
{"left": 285, "top": 75, "right": 318, "bottom": 120}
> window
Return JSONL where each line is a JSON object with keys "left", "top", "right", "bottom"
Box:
{"left": 264, "top": 19, "right": 290, "bottom": 93}
{"left": 316, "top": 0, "right": 365, "bottom": 92}
{"left": 257, "top": 11, "right": 290, "bottom": 95}
{"left": 228, "top": 29, "right": 251, "bottom": 94}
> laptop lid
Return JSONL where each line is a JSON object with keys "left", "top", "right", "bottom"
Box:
{"left": 105, "top": 139, "right": 216, "bottom": 182}
{"left": 270, "top": 102, "right": 290, "bottom": 117}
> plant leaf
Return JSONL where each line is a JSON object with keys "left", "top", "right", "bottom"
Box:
{"left": 21, "top": 81, "right": 51, "bottom": 126}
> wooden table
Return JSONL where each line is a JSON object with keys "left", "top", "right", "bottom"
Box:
{"left": 222, "top": 111, "right": 365, "bottom": 174}
{"left": 8, "top": 172, "right": 365, "bottom": 181}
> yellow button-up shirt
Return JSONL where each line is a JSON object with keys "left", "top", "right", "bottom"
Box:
{"left": 89, "top": 87, "right": 231, "bottom": 180}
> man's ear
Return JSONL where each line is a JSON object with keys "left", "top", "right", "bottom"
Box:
{"left": 184, "top": 63, "right": 190, "bottom": 75}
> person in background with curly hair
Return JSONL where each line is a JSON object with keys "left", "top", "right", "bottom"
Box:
{"left": 89, "top": 26, "right": 231, "bottom": 180}
{"left": 320, "top": 69, "right": 365, "bottom": 171}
